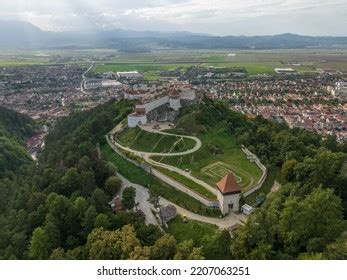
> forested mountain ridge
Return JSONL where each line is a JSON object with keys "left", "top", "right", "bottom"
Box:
{"left": 1, "top": 20, "right": 347, "bottom": 50}
{"left": 0, "top": 101, "right": 207, "bottom": 260}
{"left": 0, "top": 106, "right": 35, "bottom": 177}
{"left": 0, "top": 106, "right": 35, "bottom": 143}
{"left": 0, "top": 99, "right": 346, "bottom": 260}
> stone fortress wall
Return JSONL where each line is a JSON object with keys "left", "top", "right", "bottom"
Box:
{"left": 126, "top": 83, "right": 197, "bottom": 128}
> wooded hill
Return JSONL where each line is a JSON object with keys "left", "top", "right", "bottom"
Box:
{"left": 0, "top": 99, "right": 346, "bottom": 259}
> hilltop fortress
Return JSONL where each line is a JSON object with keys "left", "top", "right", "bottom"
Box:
{"left": 125, "top": 83, "right": 197, "bottom": 127}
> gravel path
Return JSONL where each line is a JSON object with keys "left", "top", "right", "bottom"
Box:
{"left": 118, "top": 172, "right": 247, "bottom": 229}
{"left": 118, "top": 173, "right": 159, "bottom": 226}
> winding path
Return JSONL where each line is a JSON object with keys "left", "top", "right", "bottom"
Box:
{"left": 110, "top": 123, "right": 217, "bottom": 195}
{"left": 106, "top": 124, "right": 249, "bottom": 229}
{"left": 159, "top": 197, "right": 247, "bottom": 229}
{"left": 113, "top": 126, "right": 202, "bottom": 157}
{"left": 118, "top": 171, "right": 246, "bottom": 229}
{"left": 80, "top": 63, "right": 95, "bottom": 94}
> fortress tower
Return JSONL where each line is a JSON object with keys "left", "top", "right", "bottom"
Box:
{"left": 128, "top": 106, "right": 147, "bottom": 128}
{"left": 216, "top": 173, "right": 241, "bottom": 214}
{"left": 169, "top": 88, "right": 182, "bottom": 111}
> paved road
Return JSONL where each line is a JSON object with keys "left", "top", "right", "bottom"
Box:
{"left": 80, "top": 63, "right": 95, "bottom": 94}
{"left": 145, "top": 155, "right": 218, "bottom": 195}
{"left": 159, "top": 197, "right": 247, "bottom": 229}
{"left": 118, "top": 172, "right": 247, "bottom": 229}
{"left": 117, "top": 173, "right": 159, "bottom": 226}
{"left": 107, "top": 135, "right": 215, "bottom": 207}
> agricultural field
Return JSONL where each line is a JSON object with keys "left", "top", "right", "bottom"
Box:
{"left": 94, "top": 63, "right": 191, "bottom": 73}
{"left": 92, "top": 49, "right": 347, "bottom": 77}
{"left": 2, "top": 48, "right": 346, "bottom": 75}
{"left": 116, "top": 126, "right": 196, "bottom": 153}
{"left": 0, "top": 57, "right": 50, "bottom": 66}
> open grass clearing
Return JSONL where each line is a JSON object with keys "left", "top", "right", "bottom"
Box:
{"left": 116, "top": 126, "right": 196, "bottom": 153}
{"left": 152, "top": 128, "right": 262, "bottom": 193}
{"left": 154, "top": 166, "right": 217, "bottom": 200}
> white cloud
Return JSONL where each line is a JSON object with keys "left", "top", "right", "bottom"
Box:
{"left": 0, "top": 0, "right": 346, "bottom": 35}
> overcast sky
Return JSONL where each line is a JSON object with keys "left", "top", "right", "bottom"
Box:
{"left": 1, "top": 0, "right": 346, "bottom": 36}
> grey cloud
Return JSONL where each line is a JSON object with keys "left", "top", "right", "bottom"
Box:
{"left": 0, "top": 0, "right": 346, "bottom": 35}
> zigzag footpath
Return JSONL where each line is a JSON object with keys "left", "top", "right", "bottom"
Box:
{"left": 106, "top": 123, "right": 267, "bottom": 227}
{"left": 106, "top": 134, "right": 216, "bottom": 206}
{"left": 109, "top": 123, "right": 218, "bottom": 200}
{"left": 106, "top": 134, "right": 246, "bottom": 229}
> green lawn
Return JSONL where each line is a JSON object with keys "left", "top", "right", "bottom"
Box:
{"left": 152, "top": 128, "right": 262, "bottom": 193}
{"left": 116, "top": 127, "right": 196, "bottom": 153}
{"left": 201, "top": 62, "right": 278, "bottom": 75}
{"left": 168, "top": 216, "right": 219, "bottom": 242}
{"left": 94, "top": 62, "right": 277, "bottom": 76}
{"left": 154, "top": 166, "right": 217, "bottom": 200}
{"left": 94, "top": 63, "right": 191, "bottom": 74}
{"left": 0, "top": 59, "right": 50, "bottom": 66}
{"left": 144, "top": 71, "right": 161, "bottom": 81}
{"left": 102, "top": 144, "right": 220, "bottom": 217}
{"left": 117, "top": 114, "right": 262, "bottom": 195}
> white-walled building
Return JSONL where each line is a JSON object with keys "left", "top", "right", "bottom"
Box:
{"left": 116, "top": 71, "right": 144, "bottom": 81}
{"left": 127, "top": 84, "right": 196, "bottom": 127}
{"left": 275, "top": 68, "right": 296, "bottom": 74}
{"left": 216, "top": 173, "right": 241, "bottom": 214}
{"left": 127, "top": 113, "right": 148, "bottom": 128}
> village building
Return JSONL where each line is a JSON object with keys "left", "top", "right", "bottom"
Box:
{"left": 109, "top": 195, "right": 123, "bottom": 213}
{"left": 216, "top": 173, "right": 241, "bottom": 214}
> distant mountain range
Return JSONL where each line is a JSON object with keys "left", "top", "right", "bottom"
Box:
{"left": 1, "top": 20, "right": 347, "bottom": 51}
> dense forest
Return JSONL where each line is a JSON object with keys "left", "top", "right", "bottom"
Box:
{"left": 0, "top": 101, "right": 208, "bottom": 260}
{"left": 0, "top": 99, "right": 346, "bottom": 260}
{"left": 191, "top": 98, "right": 347, "bottom": 259}
{"left": 0, "top": 106, "right": 35, "bottom": 177}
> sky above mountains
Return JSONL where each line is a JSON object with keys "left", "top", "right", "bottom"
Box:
{"left": 1, "top": 0, "right": 346, "bottom": 36}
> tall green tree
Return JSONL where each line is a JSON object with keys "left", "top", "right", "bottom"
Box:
{"left": 122, "top": 187, "right": 136, "bottom": 210}
{"left": 28, "top": 227, "right": 51, "bottom": 259}
{"left": 104, "top": 176, "right": 122, "bottom": 196}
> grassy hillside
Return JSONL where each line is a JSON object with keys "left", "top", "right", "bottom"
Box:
{"left": 116, "top": 126, "right": 196, "bottom": 153}
{"left": 153, "top": 127, "right": 262, "bottom": 192}
{"left": 148, "top": 109, "right": 262, "bottom": 193}
{"left": 102, "top": 144, "right": 219, "bottom": 216}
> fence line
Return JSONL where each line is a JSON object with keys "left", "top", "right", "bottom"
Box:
{"left": 241, "top": 146, "right": 268, "bottom": 198}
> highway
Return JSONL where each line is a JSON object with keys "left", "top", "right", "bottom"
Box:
{"left": 80, "top": 62, "right": 95, "bottom": 94}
